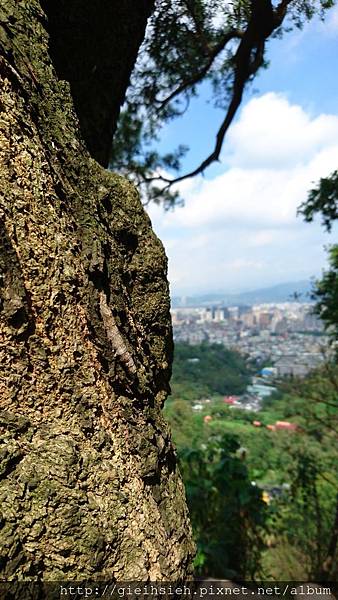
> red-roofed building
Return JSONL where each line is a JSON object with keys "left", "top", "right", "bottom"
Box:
{"left": 275, "top": 421, "right": 297, "bottom": 431}
{"left": 223, "top": 396, "right": 240, "bottom": 405}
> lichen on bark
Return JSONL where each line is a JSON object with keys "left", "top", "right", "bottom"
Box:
{"left": 0, "top": 0, "right": 194, "bottom": 580}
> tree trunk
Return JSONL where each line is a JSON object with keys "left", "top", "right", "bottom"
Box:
{"left": 42, "top": 0, "right": 155, "bottom": 167}
{"left": 0, "top": 0, "right": 195, "bottom": 580}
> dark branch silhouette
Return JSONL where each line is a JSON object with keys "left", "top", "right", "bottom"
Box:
{"left": 154, "top": 29, "right": 243, "bottom": 111}
{"left": 146, "top": 0, "right": 293, "bottom": 195}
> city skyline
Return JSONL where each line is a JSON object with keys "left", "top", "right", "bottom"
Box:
{"left": 171, "top": 300, "right": 328, "bottom": 378}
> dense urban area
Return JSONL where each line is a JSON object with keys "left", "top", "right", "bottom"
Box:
{"left": 173, "top": 302, "right": 325, "bottom": 359}
{"left": 172, "top": 302, "right": 329, "bottom": 409}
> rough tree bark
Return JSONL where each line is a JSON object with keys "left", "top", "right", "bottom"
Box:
{"left": 0, "top": 0, "right": 195, "bottom": 580}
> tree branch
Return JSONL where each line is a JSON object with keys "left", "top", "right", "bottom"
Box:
{"left": 274, "top": 0, "right": 294, "bottom": 27}
{"left": 148, "top": 0, "right": 290, "bottom": 194}
{"left": 155, "top": 28, "right": 243, "bottom": 111}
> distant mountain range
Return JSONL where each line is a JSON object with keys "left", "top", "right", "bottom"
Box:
{"left": 171, "top": 280, "right": 314, "bottom": 308}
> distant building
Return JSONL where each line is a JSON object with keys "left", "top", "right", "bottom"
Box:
{"left": 274, "top": 355, "right": 322, "bottom": 378}
{"left": 203, "top": 306, "right": 230, "bottom": 322}
{"left": 259, "top": 311, "right": 272, "bottom": 329}
{"left": 275, "top": 421, "right": 297, "bottom": 431}
{"left": 274, "top": 317, "right": 289, "bottom": 334}
{"left": 247, "top": 383, "right": 276, "bottom": 398}
{"left": 224, "top": 396, "right": 240, "bottom": 404}
{"left": 260, "top": 367, "right": 277, "bottom": 378}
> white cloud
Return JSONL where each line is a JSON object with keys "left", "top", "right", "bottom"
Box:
{"left": 225, "top": 258, "right": 264, "bottom": 270}
{"left": 247, "top": 230, "right": 283, "bottom": 248}
{"left": 147, "top": 93, "right": 338, "bottom": 295}
{"left": 225, "top": 92, "right": 338, "bottom": 169}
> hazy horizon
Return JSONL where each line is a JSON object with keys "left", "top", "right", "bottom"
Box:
{"left": 169, "top": 278, "right": 313, "bottom": 299}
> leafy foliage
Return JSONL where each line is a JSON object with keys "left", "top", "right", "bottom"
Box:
{"left": 312, "top": 245, "right": 338, "bottom": 344}
{"left": 299, "top": 170, "right": 338, "bottom": 232}
{"left": 273, "top": 453, "right": 337, "bottom": 581}
{"left": 299, "top": 168, "right": 338, "bottom": 347}
{"left": 293, "top": 158, "right": 338, "bottom": 579}
{"left": 110, "top": 0, "right": 333, "bottom": 205}
{"left": 261, "top": 365, "right": 338, "bottom": 580}
{"left": 179, "top": 433, "right": 268, "bottom": 579}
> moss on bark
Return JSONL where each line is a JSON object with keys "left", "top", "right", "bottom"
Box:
{"left": 0, "top": 0, "right": 195, "bottom": 579}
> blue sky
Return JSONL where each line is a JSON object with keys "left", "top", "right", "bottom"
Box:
{"left": 146, "top": 6, "right": 338, "bottom": 296}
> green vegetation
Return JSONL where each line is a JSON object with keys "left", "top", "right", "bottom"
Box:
{"left": 180, "top": 434, "right": 268, "bottom": 579}
{"left": 171, "top": 341, "right": 251, "bottom": 398}
{"left": 165, "top": 343, "right": 338, "bottom": 580}
{"left": 312, "top": 245, "right": 338, "bottom": 344}
{"left": 299, "top": 169, "right": 338, "bottom": 232}
{"left": 299, "top": 168, "right": 338, "bottom": 347}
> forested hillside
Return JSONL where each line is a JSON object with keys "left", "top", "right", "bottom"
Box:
{"left": 171, "top": 342, "right": 251, "bottom": 399}
{"left": 165, "top": 348, "right": 338, "bottom": 581}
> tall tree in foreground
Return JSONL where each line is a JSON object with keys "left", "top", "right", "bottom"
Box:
{"left": 0, "top": 0, "right": 335, "bottom": 581}
{"left": 0, "top": 0, "right": 194, "bottom": 578}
